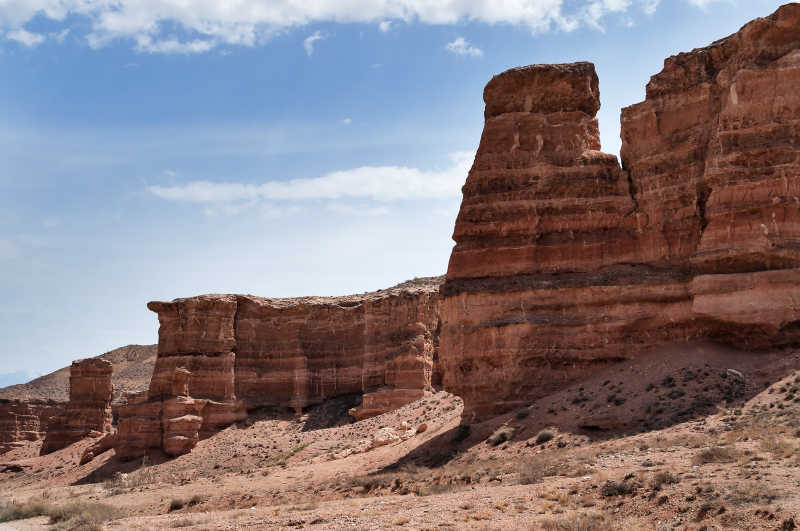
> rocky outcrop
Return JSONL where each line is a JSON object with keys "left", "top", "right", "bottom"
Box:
{"left": 41, "top": 359, "right": 113, "bottom": 454}
{"left": 0, "top": 399, "right": 62, "bottom": 454}
{"left": 111, "top": 278, "right": 441, "bottom": 459}
{"left": 0, "top": 345, "right": 157, "bottom": 404}
{"left": 440, "top": 4, "right": 800, "bottom": 420}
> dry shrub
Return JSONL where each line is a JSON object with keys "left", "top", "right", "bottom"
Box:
{"left": 519, "top": 455, "right": 560, "bottom": 485}
{"left": 488, "top": 426, "right": 515, "bottom": 446}
{"left": 49, "top": 502, "right": 121, "bottom": 530}
{"left": 601, "top": 479, "right": 637, "bottom": 497}
{"left": 0, "top": 500, "right": 49, "bottom": 522}
{"left": 724, "top": 482, "right": 783, "bottom": 506}
{"left": 693, "top": 445, "right": 738, "bottom": 465}
{"left": 541, "top": 511, "right": 609, "bottom": 530}
{"left": 0, "top": 499, "right": 120, "bottom": 530}
{"left": 536, "top": 429, "right": 555, "bottom": 445}
{"left": 760, "top": 436, "right": 796, "bottom": 459}
{"left": 105, "top": 457, "right": 157, "bottom": 492}
{"left": 650, "top": 471, "right": 679, "bottom": 491}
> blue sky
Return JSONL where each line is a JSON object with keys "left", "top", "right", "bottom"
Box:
{"left": 0, "top": 0, "right": 788, "bottom": 382}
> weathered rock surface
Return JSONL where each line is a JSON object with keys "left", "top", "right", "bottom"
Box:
{"left": 41, "top": 358, "right": 113, "bottom": 454}
{"left": 440, "top": 4, "right": 800, "bottom": 420}
{"left": 112, "top": 277, "right": 442, "bottom": 459}
{"left": 0, "top": 399, "right": 62, "bottom": 454}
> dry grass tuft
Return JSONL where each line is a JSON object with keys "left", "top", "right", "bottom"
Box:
{"left": 0, "top": 499, "right": 121, "bottom": 530}
{"left": 693, "top": 445, "right": 738, "bottom": 465}
{"left": 488, "top": 426, "right": 515, "bottom": 446}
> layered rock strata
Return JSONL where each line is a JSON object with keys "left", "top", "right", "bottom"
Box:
{"left": 41, "top": 359, "right": 113, "bottom": 454}
{"left": 0, "top": 399, "right": 62, "bottom": 454}
{"left": 112, "top": 278, "right": 441, "bottom": 459}
{"left": 440, "top": 4, "right": 800, "bottom": 420}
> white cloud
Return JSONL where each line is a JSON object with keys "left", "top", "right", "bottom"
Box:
{"left": 445, "top": 37, "right": 482, "bottom": 57}
{"left": 49, "top": 28, "right": 69, "bottom": 43}
{"left": 642, "top": 0, "right": 661, "bottom": 15}
{"left": 148, "top": 151, "right": 473, "bottom": 210}
{"left": 686, "top": 0, "right": 727, "bottom": 8}
{"left": 7, "top": 27, "right": 45, "bottom": 47}
{"left": 135, "top": 35, "right": 213, "bottom": 54}
{"left": 327, "top": 203, "right": 390, "bottom": 216}
{"left": 341, "top": 117, "right": 352, "bottom": 125}
{"left": 0, "top": 0, "right": 679, "bottom": 54}
{"left": 303, "top": 31, "right": 324, "bottom": 56}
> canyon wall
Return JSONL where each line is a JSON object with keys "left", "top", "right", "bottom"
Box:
{"left": 0, "top": 399, "right": 62, "bottom": 455}
{"left": 112, "top": 277, "right": 441, "bottom": 459}
{"left": 440, "top": 4, "right": 800, "bottom": 420}
{"left": 41, "top": 358, "right": 113, "bottom": 454}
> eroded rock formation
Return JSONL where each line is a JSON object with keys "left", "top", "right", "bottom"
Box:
{"left": 0, "top": 399, "right": 62, "bottom": 455}
{"left": 41, "top": 358, "right": 113, "bottom": 454}
{"left": 112, "top": 278, "right": 441, "bottom": 459}
{"left": 441, "top": 4, "right": 800, "bottom": 420}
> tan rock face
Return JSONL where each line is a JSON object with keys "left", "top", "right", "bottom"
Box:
{"left": 41, "top": 358, "right": 113, "bottom": 454}
{"left": 440, "top": 4, "right": 800, "bottom": 421}
{"left": 0, "top": 399, "right": 62, "bottom": 454}
{"left": 112, "top": 278, "right": 441, "bottom": 459}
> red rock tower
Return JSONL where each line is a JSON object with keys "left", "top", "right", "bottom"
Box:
{"left": 41, "top": 358, "right": 113, "bottom": 454}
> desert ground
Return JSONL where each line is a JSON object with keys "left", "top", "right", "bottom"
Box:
{"left": 2, "top": 342, "right": 800, "bottom": 530}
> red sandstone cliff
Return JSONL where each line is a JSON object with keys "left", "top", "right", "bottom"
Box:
{"left": 440, "top": 4, "right": 800, "bottom": 420}
{"left": 111, "top": 277, "right": 442, "bottom": 459}
{"left": 40, "top": 358, "right": 113, "bottom": 454}
{"left": 0, "top": 399, "right": 62, "bottom": 455}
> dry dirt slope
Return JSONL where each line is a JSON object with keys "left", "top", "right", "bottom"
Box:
{"left": 0, "top": 345, "right": 157, "bottom": 404}
{"left": 2, "top": 342, "right": 800, "bottom": 530}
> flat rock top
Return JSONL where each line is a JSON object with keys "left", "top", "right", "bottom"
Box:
{"left": 150, "top": 275, "right": 444, "bottom": 310}
{"left": 72, "top": 358, "right": 113, "bottom": 370}
{"left": 483, "top": 62, "right": 600, "bottom": 118}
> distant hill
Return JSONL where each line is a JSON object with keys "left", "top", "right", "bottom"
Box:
{"left": 0, "top": 344, "right": 157, "bottom": 403}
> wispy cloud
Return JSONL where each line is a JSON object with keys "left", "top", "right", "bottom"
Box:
{"left": 7, "top": 27, "right": 45, "bottom": 47}
{"left": 686, "top": 0, "right": 727, "bottom": 8}
{"left": 135, "top": 35, "right": 213, "bottom": 54}
{"left": 303, "top": 31, "right": 325, "bottom": 56}
{"left": 341, "top": 117, "right": 353, "bottom": 125}
{"left": 445, "top": 37, "right": 483, "bottom": 57}
{"left": 147, "top": 151, "right": 473, "bottom": 213}
{"left": 0, "top": 0, "right": 675, "bottom": 54}
{"left": 49, "top": 28, "right": 69, "bottom": 43}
